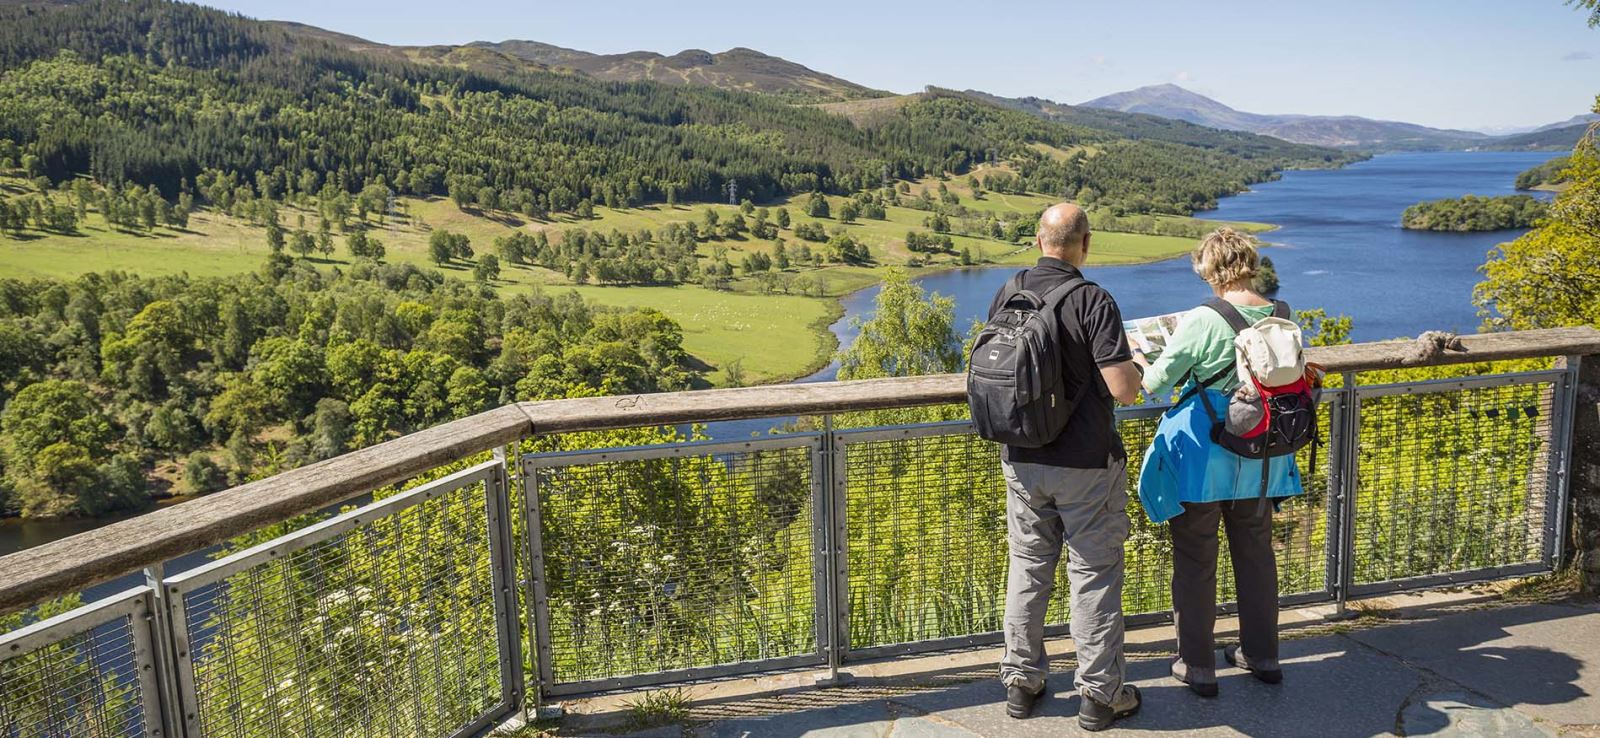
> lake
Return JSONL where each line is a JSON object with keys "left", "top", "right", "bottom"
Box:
{"left": 705, "top": 150, "right": 1558, "bottom": 439}
{"left": 0, "top": 151, "right": 1561, "bottom": 574}
{"left": 826, "top": 150, "right": 1558, "bottom": 370}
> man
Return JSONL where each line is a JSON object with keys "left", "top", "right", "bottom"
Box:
{"left": 989, "top": 203, "right": 1144, "bottom": 731}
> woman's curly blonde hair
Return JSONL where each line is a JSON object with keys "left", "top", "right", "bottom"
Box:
{"left": 1191, "top": 227, "right": 1260, "bottom": 287}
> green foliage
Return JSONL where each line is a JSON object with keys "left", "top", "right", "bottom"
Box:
{"left": 1253, "top": 255, "right": 1280, "bottom": 294}
{"left": 1400, "top": 194, "right": 1548, "bottom": 231}
{"left": 0, "top": 264, "right": 701, "bottom": 517}
{"left": 836, "top": 269, "right": 961, "bottom": 381}
{"left": 621, "top": 688, "right": 693, "bottom": 731}
{"left": 1477, "top": 122, "right": 1600, "bottom": 330}
{"left": 1571, "top": 0, "right": 1600, "bottom": 27}
{"left": 1515, "top": 155, "right": 1571, "bottom": 190}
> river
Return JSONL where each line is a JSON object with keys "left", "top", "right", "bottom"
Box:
{"left": 0, "top": 151, "right": 1560, "bottom": 575}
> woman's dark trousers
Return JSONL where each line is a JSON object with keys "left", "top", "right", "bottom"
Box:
{"left": 1169, "top": 500, "right": 1280, "bottom": 676}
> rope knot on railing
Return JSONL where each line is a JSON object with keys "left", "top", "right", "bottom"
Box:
{"left": 1403, "top": 331, "right": 1468, "bottom": 364}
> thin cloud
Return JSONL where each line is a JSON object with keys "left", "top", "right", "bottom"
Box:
{"left": 1562, "top": 50, "right": 1594, "bottom": 61}
{"left": 1172, "top": 70, "right": 1194, "bottom": 83}
{"left": 1089, "top": 54, "right": 1112, "bottom": 68}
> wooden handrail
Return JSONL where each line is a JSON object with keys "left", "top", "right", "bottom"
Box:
{"left": 517, "top": 327, "right": 1600, "bottom": 432}
{"left": 1, "top": 326, "right": 1596, "bottom": 614}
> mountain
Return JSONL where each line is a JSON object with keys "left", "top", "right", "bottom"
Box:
{"left": 465, "top": 39, "right": 592, "bottom": 66}
{"left": 1532, "top": 113, "right": 1600, "bottom": 133}
{"left": 1080, "top": 84, "right": 1490, "bottom": 151}
{"left": 958, "top": 89, "right": 1360, "bottom": 167}
{"left": 473, "top": 42, "right": 885, "bottom": 102}
{"left": 0, "top": 0, "right": 1356, "bottom": 219}
{"left": 1483, "top": 123, "right": 1593, "bottom": 151}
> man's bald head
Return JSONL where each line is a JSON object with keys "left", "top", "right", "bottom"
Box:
{"left": 1037, "top": 203, "right": 1090, "bottom": 263}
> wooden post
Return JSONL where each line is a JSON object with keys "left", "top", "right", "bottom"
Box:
{"left": 1572, "top": 355, "right": 1600, "bottom": 597}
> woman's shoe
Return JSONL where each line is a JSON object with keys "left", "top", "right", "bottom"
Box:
{"left": 1170, "top": 658, "right": 1218, "bottom": 697}
{"left": 1224, "top": 645, "right": 1283, "bottom": 684}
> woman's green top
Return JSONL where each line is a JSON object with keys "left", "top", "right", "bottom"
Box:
{"left": 1140, "top": 302, "right": 1277, "bottom": 396}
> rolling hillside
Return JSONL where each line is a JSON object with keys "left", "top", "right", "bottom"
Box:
{"left": 475, "top": 42, "right": 885, "bottom": 102}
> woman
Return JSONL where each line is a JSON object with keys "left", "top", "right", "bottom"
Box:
{"left": 1131, "top": 227, "right": 1303, "bottom": 697}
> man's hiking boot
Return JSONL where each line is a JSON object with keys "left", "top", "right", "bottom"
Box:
{"left": 1170, "top": 658, "right": 1218, "bottom": 697}
{"left": 1005, "top": 680, "right": 1046, "bottom": 719}
{"left": 1224, "top": 645, "right": 1283, "bottom": 684}
{"left": 1078, "top": 684, "right": 1141, "bottom": 732}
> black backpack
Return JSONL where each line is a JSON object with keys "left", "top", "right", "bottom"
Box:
{"left": 966, "top": 271, "right": 1092, "bottom": 448}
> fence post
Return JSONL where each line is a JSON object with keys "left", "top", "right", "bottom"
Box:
{"left": 518, "top": 454, "right": 560, "bottom": 719}
{"left": 1332, "top": 373, "right": 1362, "bottom": 617}
{"left": 488, "top": 446, "right": 527, "bottom": 723}
{"left": 814, "top": 415, "right": 854, "bottom": 687}
{"left": 1568, "top": 355, "right": 1600, "bottom": 596}
{"left": 142, "top": 564, "right": 186, "bottom": 738}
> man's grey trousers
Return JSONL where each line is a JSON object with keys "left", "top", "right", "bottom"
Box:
{"left": 999, "top": 458, "right": 1129, "bottom": 705}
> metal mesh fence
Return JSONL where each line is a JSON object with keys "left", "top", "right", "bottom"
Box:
{"left": 0, "top": 592, "right": 154, "bottom": 738}
{"left": 528, "top": 439, "right": 818, "bottom": 688}
{"left": 173, "top": 468, "right": 505, "bottom": 738}
{"left": 840, "top": 427, "right": 1008, "bottom": 650}
{"left": 839, "top": 401, "right": 1336, "bottom": 652}
{"left": 1352, "top": 378, "right": 1556, "bottom": 586}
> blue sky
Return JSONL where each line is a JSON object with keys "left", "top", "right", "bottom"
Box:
{"left": 205, "top": 0, "right": 1599, "bottom": 131}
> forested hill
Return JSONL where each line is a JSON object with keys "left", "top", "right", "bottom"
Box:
{"left": 0, "top": 0, "right": 1349, "bottom": 216}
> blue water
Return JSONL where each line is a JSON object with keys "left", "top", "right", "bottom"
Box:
{"left": 852, "top": 151, "right": 1554, "bottom": 353}
{"left": 706, "top": 150, "right": 1557, "bottom": 439}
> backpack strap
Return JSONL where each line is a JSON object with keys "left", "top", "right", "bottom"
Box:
{"left": 1202, "top": 297, "right": 1253, "bottom": 334}
{"left": 1037, "top": 276, "right": 1090, "bottom": 310}
{"left": 1038, "top": 276, "right": 1096, "bottom": 403}
{"left": 1270, "top": 299, "right": 1291, "bottom": 321}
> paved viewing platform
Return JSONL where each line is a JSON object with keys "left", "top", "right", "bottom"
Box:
{"left": 555, "top": 586, "right": 1599, "bottom": 738}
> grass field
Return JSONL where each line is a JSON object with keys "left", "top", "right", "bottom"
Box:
{"left": 0, "top": 171, "right": 1272, "bottom": 384}
{"left": 553, "top": 285, "right": 840, "bottom": 385}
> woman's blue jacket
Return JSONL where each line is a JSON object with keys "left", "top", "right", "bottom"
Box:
{"left": 1136, "top": 386, "right": 1305, "bottom": 523}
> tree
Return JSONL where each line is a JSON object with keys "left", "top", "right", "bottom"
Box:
{"left": 776, "top": 208, "right": 791, "bottom": 229}
{"left": 0, "top": 379, "right": 118, "bottom": 517}
{"left": 475, "top": 254, "right": 501, "bottom": 282}
{"left": 806, "top": 192, "right": 830, "bottom": 218}
{"left": 428, "top": 230, "right": 472, "bottom": 265}
{"left": 1476, "top": 126, "right": 1600, "bottom": 330}
{"left": 836, "top": 269, "right": 961, "bottom": 380}
{"left": 265, "top": 217, "right": 284, "bottom": 253}
{"left": 183, "top": 452, "right": 226, "bottom": 494}
{"left": 290, "top": 230, "right": 315, "bottom": 259}
{"left": 429, "top": 232, "right": 454, "bottom": 265}
{"left": 838, "top": 201, "right": 860, "bottom": 223}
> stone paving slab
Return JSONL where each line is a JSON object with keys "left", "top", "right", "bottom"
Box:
{"left": 612, "top": 601, "right": 1600, "bottom": 738}
{"left": 693, "top": 634, "right": 1422, "bottom": 737}
{"left": 1347, "top": 602, "right": 1600, "bottom": 729}
{"left": 1397, "top": 692, "right": 1554, "bottom": 737}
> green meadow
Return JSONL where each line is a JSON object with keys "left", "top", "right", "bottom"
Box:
{"left": 0, "top": 171, "right": 1270, "bottom": 384}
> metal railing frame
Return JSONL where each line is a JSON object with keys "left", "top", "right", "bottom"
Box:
{"left": 0, "top": 348, "right": 1588, "bottom": 736}
{"left": 156, "top": 461, "right": 520, "bottom": 738}
{"left": 513, "top": 368, "right": 1580, "bottom": 702}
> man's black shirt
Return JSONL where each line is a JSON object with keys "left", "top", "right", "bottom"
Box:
{"left": 985, "top": 257, "right": 1132, "bottom": 469}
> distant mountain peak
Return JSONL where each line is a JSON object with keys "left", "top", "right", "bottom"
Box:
{"left": 1079, "top": 84, "right": 1493, "bottom": 150}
